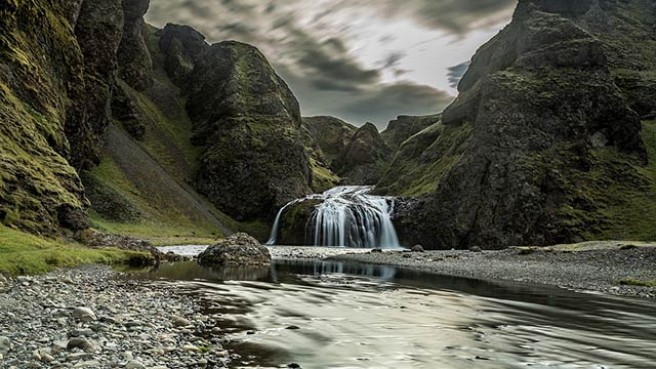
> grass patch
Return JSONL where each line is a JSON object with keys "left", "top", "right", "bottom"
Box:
{"left": 0, "top": 224, "right": 151, "bottom": 276}
{"left": 618, "top": 278, "right": 656, "bottom": 287}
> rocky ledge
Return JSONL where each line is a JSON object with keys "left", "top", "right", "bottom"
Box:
{"left": 0, "top": 266, "right": 236, "bottom": 368}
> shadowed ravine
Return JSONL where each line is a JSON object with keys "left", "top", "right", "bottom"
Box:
{"left": 129, "top": 260, "right": 656, "bottom": 369}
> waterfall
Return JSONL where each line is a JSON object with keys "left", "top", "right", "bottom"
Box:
{"left": 267, "top": 186, "right": 401, "bottom": 248}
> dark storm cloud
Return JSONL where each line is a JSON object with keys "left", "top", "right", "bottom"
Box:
{"left": 414, "top": 0, "right": 517, "bottom": 33}
{"left": 278, "top": 66, "right": 453, "bottom": 129}
{"left": 447, "top": 62, "right": 470, "bottom": 89}
{"left": 341, "top": 82, "right": 453, "bottom": 126}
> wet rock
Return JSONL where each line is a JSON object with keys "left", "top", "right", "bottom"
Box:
{"left": 197, "top": 233, "right": 271, "bottom": 267}
{"left": 288, "top": 363, "right": 301, "bottom": 368}
{"left": 469, "top": 246, "right": 483, "bottom": 253}
{"left": 286, "top": 325, "right": 300, "bottom": 330}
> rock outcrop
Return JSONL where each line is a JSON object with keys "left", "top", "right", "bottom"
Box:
{"left": 159, "top": 25, "right": 312, "bottom": 221}
{"left": 0, "top": 0, "right": 97, "bottom": 233}
{"left": 381, "top": 0, "right": 656, "bottom": 249}
{"left": 117, "top": 0, "right": 152, "bottom": 91}
{"left": 197, "top": 233, "right": 271, "bottom": 267}
{"left": 335, "top": 123, "right": 393, "bottom": 185}
{"left": 381, "top": 115, "right": 441, "bottom": 150}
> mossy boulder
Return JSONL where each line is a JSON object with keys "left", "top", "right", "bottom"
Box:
{"left": 274, "top": 199, "right": 322, "bottom": 246}
{"left": 197, "top": 233, "right": 271, "bottom": 267}
{"left": 381, "top": 0, "right": 656, "bottom": 249}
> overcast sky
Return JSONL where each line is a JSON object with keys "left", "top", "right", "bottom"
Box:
{"left": 146, "top": 0, "right": 516, "bottom": 130}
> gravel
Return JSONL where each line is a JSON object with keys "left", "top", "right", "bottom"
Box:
{"left": 0, "top": 266, "right": 235, "bottom": 368}
{"left": 329, "top": 246, "right": 656, "bottom": 299}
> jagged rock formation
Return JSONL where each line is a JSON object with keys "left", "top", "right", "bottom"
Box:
{"left": 0, "top": 0, "right": 310, "bottom": 238}
{"left": 158, "top": 25, "right": 312, "bottom": 221}
{"left": 334, "top": 123, "right": 392, "bottom": 185}
{"left": 381, "top": 0, "right": 656, "bottom": 249}
{"left": 381, "top": 115, "right": 441, "bottom": 150}
{"left": 302, "top": 117, "right": 394, "bottom": 186}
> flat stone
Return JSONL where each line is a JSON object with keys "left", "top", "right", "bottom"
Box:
{"left": 125, "top": 361, "right": 147, "bottom": 369}
{"left": 73, "top": 307, "right": 97, "bottom": 322}
{"left": 172, "top": 316, "right": 192, "bottom": 327}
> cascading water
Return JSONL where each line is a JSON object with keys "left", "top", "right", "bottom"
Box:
{"left": 267, "top": 186, "right": 401, "bottom": 248}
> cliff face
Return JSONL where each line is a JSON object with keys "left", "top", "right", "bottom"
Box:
{"left": 0, "top": 0, "right": 312, "bottom": 238}
{"left": 383, "top": 0, "right": 656, "bottom": 249}
{"left": 0, "top": 0, "right": 101, "bottom": 234}
{"left": 159, "top": 25, "right": 312, "bottom": 221}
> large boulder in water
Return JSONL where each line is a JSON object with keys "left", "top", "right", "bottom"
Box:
{"left": 197, "top": 233, "right": 271, "bottom": 267}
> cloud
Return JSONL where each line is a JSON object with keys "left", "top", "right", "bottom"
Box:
{"left": 447, "top": 62, "right": 470, "bottom": 89}
{"left": 278, "top": 66, "right": 453, "bottom": 129}
{"left": 145, "top": 0, "right": 513, "bottom": 127}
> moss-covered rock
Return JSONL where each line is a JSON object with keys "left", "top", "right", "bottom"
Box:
{"left": 158, "top": 25, "right": 311, "bottom": 221}
{"left": 382, "top": 0, "right": 656, "bottom": 249}
{"left": 0, "top": 0, "right": 94, "bottom": 234}
{"left": 335, "top": 123, "right": 393, "bottom": 185}
{"left": 381, "top": 114, "right": 441, "bottom": 150}
{"left": 117, "top": 0, "right": 152, "bottom": 91}
{"left": 274, "top": 199, "right": 322, "bottom": 246}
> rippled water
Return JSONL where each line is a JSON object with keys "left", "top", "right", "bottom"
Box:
{"left": 130, "top": 260, "right": 656, "bottom": 369}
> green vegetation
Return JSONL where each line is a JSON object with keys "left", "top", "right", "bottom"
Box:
{"left": 86, "top": 156, "right": 225, "bottom": 242}
{"left": 309, "top": 157, "right": 340, "bottom": 193}
{"left": 0, "top": 225, "right": 151, "bottom": 276}
{"left": 618, "top": 278, "right": 656, "bottom": 288}
{"left": 377, "top": 122, "right": 472, "bottom": 196}
{"left": 587, "top": 120, "right": 656, "bottom": 241}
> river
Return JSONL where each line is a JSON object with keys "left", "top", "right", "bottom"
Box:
{"left": 129, "top": 259, "right": 656, "bottom": 369}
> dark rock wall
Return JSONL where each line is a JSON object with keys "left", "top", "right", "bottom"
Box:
{"left": 158, "top": 26, "right": 312, "bottom": 221}
{"left": 384, "top": 0, "right": 656, "bottom": 249}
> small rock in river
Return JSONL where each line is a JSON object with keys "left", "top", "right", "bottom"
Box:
{"left": 469, "top": 246, "right": 483, "bottom": 252}
{"left": 288, "top": 363, "right": 302, "bottom": 368}
{"left": 403, "top": 253, "right": 412, "bottom": 258}
{"left": 286, "top": 325, "right": 300, "bottom": 330}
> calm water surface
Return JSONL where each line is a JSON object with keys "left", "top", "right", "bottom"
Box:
{"left": 129, "top": 260, "right": 656, "bottom": 369}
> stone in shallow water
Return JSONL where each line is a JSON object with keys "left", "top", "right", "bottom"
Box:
{"left": 411, "top": 245, "right": 425, "bottom": 253}
{"left": 197, "top": 233, "right": 271, "bottom": 267}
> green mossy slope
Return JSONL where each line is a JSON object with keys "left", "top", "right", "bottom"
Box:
{"left": 0, "top": 224, "right": 151, "bottom": 276}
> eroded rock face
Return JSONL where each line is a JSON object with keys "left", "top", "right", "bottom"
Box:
{"left": 197, "top": 233, "right": 271, "bottom": 267}
{"left": 117, "top": 0, "right": 152, "bottom": 91}
{"left": 381, "top": 115, "right": 441, "bottom": 150}
{"left": 383, "top": 0, "right": 656, "bottom": 249}
{"left": 302, "top": 116, "right": 357, "bottom": 165}
{"left": 335, "top": 123, "right": 392, "bottom": 185}
{"left": 159, "top": 26, "right": 311, "bottom": 221}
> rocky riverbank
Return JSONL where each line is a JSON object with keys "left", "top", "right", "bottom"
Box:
{"left": 0, "top": 266, "right": 237, "bottom": 368}
{"left": 328, "top": 242, "right": 656, "bottom": 299}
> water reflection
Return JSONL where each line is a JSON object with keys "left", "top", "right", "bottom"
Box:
{"left": 127, "top": 260, "right": 656, "bottom": 369}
